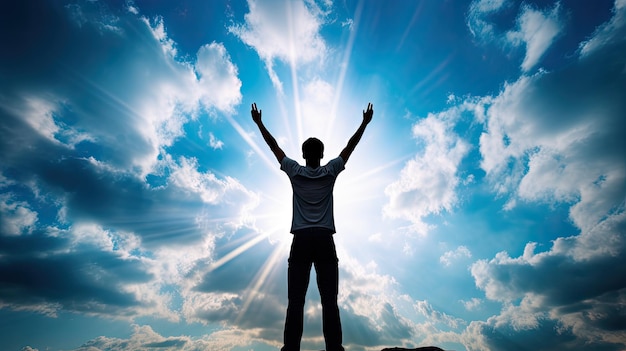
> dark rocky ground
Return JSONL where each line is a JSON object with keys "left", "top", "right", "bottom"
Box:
{"left": 381, "top": 347, "right": 444, "bottom": 351}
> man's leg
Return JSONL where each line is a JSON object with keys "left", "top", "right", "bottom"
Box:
{"left": 283, "top": 235, "right": 313, "bottom": 351}
{"left": 314, "top": 235, "right": 344, "bottom": 351}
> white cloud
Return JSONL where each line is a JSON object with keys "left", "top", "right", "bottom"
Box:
{"left": 65, "top": 2, "right": 122, "bottom": 34}
{"left": 331, "top": 254, "right": 420, "bottom": 347}
{"left": 460, "top": 297, "right": 482, "bottom": 311}
{"left": 580, "top": 0, "right": 626, "bottom": 56}
{"left": 506, "top": 3, "right": 563, "bottom": 71}
{"left": 2, "top": 3, "right": 242, "bottom": 178}
{"left": 440, "top": 246, "right": 472, "bottom": 267}
{"left": 478, "top": 54, "right": 626, "bottom": 232}
{"left": 455, "top": 3, "right": 626, "bottom": 349}
{"left": 368, "top": 232, "right": 383, "bottom": 242}
{"left": 229, "top": 0, "right": 328, "bottom": 91}
{"left": 300, "top": 77, "right": 335, "bottom": 139}
{"left": 209, "top": 132, "right": 224, "bottom": 149}
{"left": 230, "top": 0, "right": 327, "bottom": 65}
{"left": 468, "top": 0, "right": 564, "bottom": 71}
{"left": 69, "top": 222, "right": 115, "bottom": 251}
{"left": 71, "top": 324, "right": 271, "bottom": 351}
{"left": 169, "top": 157, "right": 256, "bottom": 207}
{"left": 144, "top": 15, "right": 178, "bottom": 58}
{"left": 21, "top": 97, "right": 60, "bottom": 143}
{"left": 415, "top": 300, "right": 466, "bottom": 329}
{"left": 72, "top": 325, "right": 194, "bottom": 351}
{"left": 384, "top": 107, "right": 470, "bottom": 234}
{"left": 467, "top": 0, "right": 509, "bottom": 40}
{"left": 182, "top": 291, "right": 241, "bottom": 324}
{"left": 475, "top": 1, "right": 626, "bottom": 233}
{"left": 195, "top": 42, "right": 242, "bottom": 114}
{"left": 0, "top": 196, "right": 38, "bottom": 235}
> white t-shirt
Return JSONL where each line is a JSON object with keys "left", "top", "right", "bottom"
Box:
{"left": 280, "top": 156, "right": 345, "bottom": 233}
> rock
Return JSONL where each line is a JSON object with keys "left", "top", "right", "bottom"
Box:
{"left": 381, "top": 347, "right": 445, "bottom": 351}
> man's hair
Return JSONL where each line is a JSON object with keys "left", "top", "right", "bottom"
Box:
{"left": 302, "top": 137, "right": 324, "bottom": 159}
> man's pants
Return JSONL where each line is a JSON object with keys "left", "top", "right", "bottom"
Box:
{"left": 282, "top": 231, "right": 344, "bottom": 351}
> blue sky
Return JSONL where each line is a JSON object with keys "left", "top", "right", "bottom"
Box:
{"left": 1, "top": 0, "right": 625, "bottom": 350}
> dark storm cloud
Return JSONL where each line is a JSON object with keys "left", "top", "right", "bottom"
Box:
{"left": 468, "top": 317, "right": 623, "bottom": 351}
{"left": 185, "top": 228, "right": 287, "bottom": 335}
{"left": 470, "top": 213, "right": 626, "bottom": 350}
{"left": 0, "top": 0, "right": 158, "bottom": 170}
{"left": 0, "top": 0, "right": 252, "bottom": 244}
{"left": 0, "top": 0, "right": 251, "bottom": 322}
{"left": 0, "top": 228, "right": 153, "bottom": 316}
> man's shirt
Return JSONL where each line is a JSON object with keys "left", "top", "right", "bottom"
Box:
{"left": 280, "top": 156, "right": 345, "bottom": 233}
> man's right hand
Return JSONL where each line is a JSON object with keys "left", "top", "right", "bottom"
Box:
{"left": 251, "top": 102, "right": 262, "bottom": 124}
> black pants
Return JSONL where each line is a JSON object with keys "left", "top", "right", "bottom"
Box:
{"left": 282, "top": 230, "right": 344, "bottom": 351}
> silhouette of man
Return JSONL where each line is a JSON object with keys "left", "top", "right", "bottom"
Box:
{"left": 251, "top": 102, "right": 373, "bottom": 351}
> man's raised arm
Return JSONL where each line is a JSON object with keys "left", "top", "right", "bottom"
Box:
{"left": 340, "top": 102, "right": 373, "bottom": 164}
{"left": 251, "top": 103, "right": 286, "bottom": 163}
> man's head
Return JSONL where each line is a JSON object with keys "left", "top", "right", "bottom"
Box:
{"left": 302, "top": 137, "right": 324, "bottom": 160}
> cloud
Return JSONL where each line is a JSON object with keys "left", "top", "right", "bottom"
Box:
{"left": 229, "top": 0, "right": 328, "bottom": 64}
{"left": 1, "top": 0, "right": 242, "bottom": 177}
{"left": 209, "top": 132, "right": 224, "bottom": 149}
{"left": 69, "top": 324, "right": 278, "bottom": 351}
{"left": 336, "top": 256, "right": 417, "bottom": 348}
{"left": 384, "top": 107, "right": 471, "bottom": 234}
{"left": 407, "top": 2, "right": 626, "bottom": 349}
{"left": 229, "top": 0, "right": 329, "bottom": 92}
{"left": 0, "top": 0, "right": 254, "bottom": 237}
{"left": 0, "top": 0, "right": 256, "bottom": 325}
{"left": 169, "top": 156, "right": 257, "bottom": 207}
{"left": 579, "top": 0, "right": 626, "bottom": 56}
{"left": 460, "top": 298, "right": 482, "bottom": 311}
{"left": 440, "top": 246, "right": 472, "bottom": 267}
{"left": 0, "top": 0, "right": 423, "bottom": 340}
{"left": 73, "top": 325, "right": 194, "bottom": 351}
{"left": 506, "top": 3, "right": 563, "bottom": 71}
{"left": 478, "top": 20, "right": 626, "bottom": 232}
{"left": 467, "top": 0, "right": 509, "bottom": 40}
{"left": 415, "top": 300, "right": 466, "bottom": 330}
{"left": 175, "top": 228, "right": 419, "bottom": 350}
{"left": 467, "top": 218, "right": 626, "bottom": 349}
{"left": 0, "top": 224, "right": 177, "bottom": 319}
{"left": 467, "top": 0, "right": 564, "bottom": 71}
{"left": 0, "top": 196, "right": 38, "bottom": 235}
{"left": 461, "top": 2, "right": 626, "bottom": 348}
{"left": 195, "top": 42, "right": 243, "bottom": 113}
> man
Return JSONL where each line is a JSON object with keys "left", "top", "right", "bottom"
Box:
{"left": 251, "top": 102, "right": 373, "bottom": 351}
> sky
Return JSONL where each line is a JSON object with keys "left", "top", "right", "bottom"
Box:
{"left": 0, "top": 0, "right": 625, "bottom": 350}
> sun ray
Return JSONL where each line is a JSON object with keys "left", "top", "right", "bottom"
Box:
{"left": 286, "top": 0, "right": 304, "bottom": 144}
{"left": 325, "top": 0, "right": 364, "bottom": 142}
{"left": 408, "top": 53, "right": 454, "bottom": 96}
{"left": 207, "top": 183, "right": 291, "bottom": 272}
{"left": 224, "top": 114, "right": 282, "bottom": 175}
{"left": 395, "top": 1, "right": 425, "bottom": 52}
{"left": 236, "top": 238, "right": 289, "bottom": 324}
{"left": 350, "top": 154, "right": 412, "bottom": 183}
{"left": 208, "top": 232, "right": 269, "bottom": 272}
{"left": 273, "top": 77, "right": 300, "bottom": 153}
